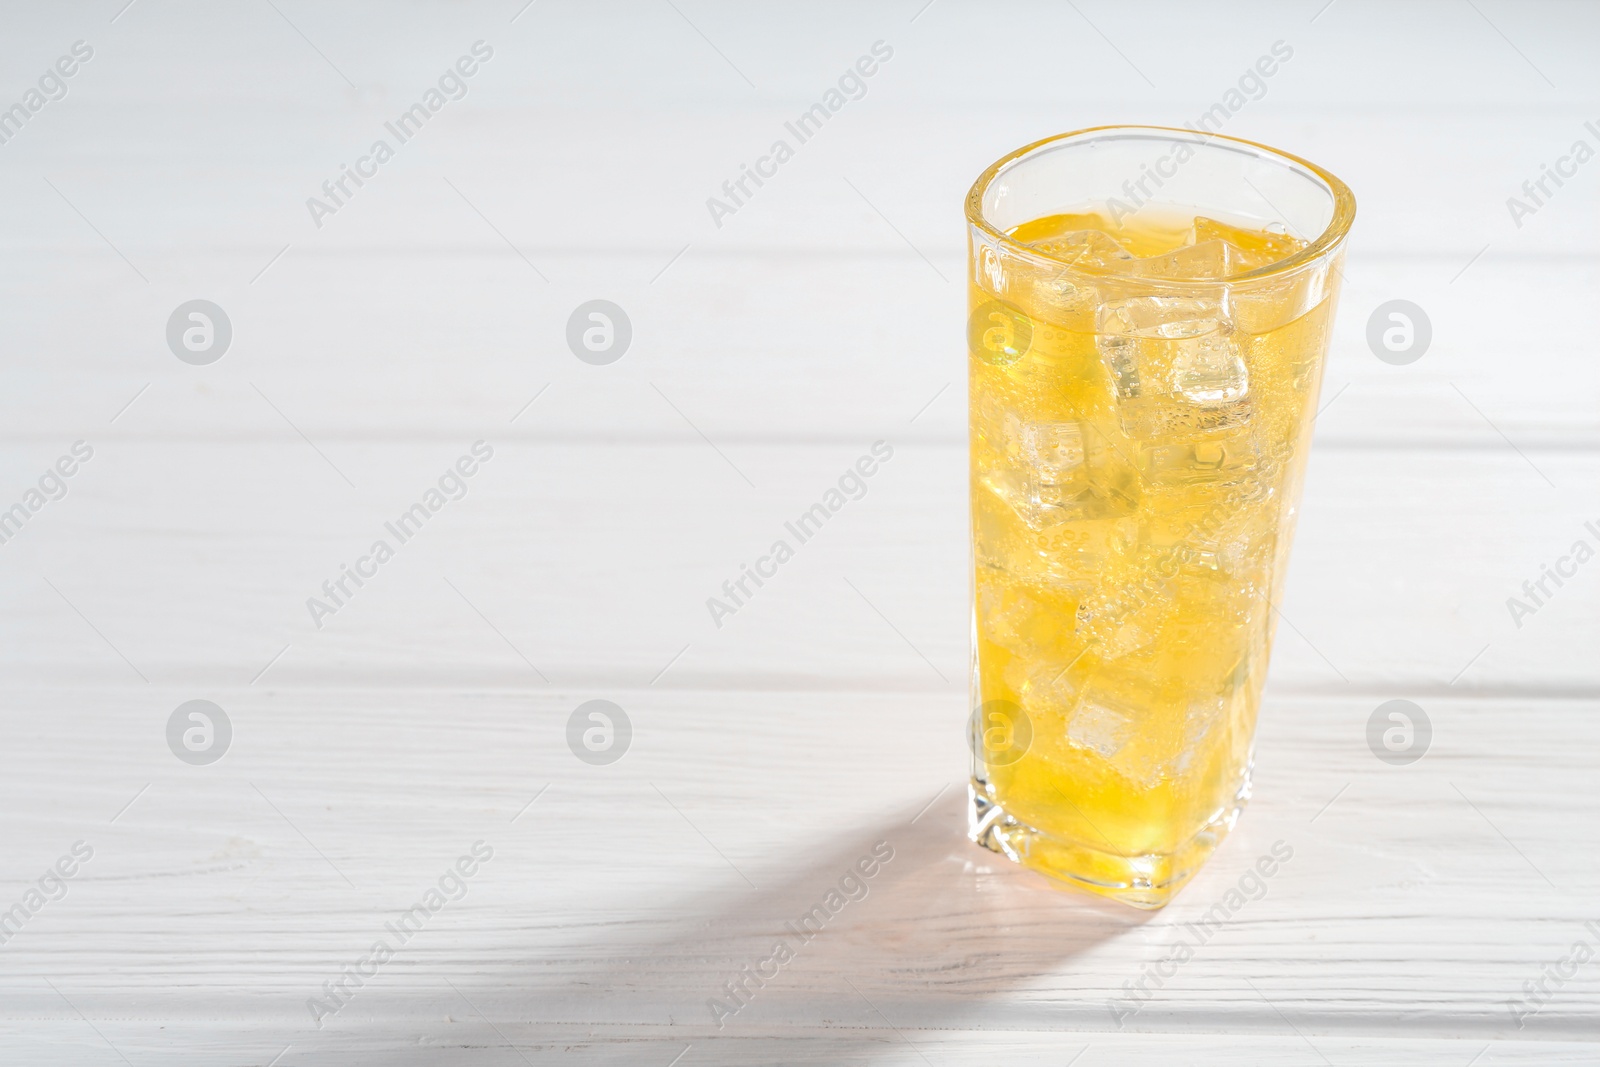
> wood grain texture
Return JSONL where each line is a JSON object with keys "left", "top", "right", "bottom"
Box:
{"left": 2, "top": 0, "right": 1597, "bottom": 1062}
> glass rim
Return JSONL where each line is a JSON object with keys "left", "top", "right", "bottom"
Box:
{"left": 964, "top": 124, "right": 1357, "bottom": 285}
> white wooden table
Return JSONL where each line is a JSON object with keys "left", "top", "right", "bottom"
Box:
{"left": 2, "top": 1, "right": 1597, "bottom": 1063}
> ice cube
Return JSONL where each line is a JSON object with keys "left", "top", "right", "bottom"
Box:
{"left": 1211, "top": 510, "right": 1277, "bottom": 577}
{"left": 1028, "top": 274, "right": 1101, "bottom": 331}
{"left": 1099, "top": 334, "right": 1142, "bottom": 400}
{"left": 1100, "top": 617, "right": 1157, "bottom": 659}
{"left": 983, "top": 415, "right": 1138, "bottom": 530}
{"left": 971, "top": 394, "right": 1026, "bottom": 516}
{"left": 1027, "top": 229, "right": 1137, "bottom": 272}
{"left": 1131, "top": 497, "right": 1275, "bottom": 585}
{"left": 1172, "top": 334, "right": 1248, "bottom": 404}
{"left": 1101, "top": 295, "right": 1220, "bottom": 337}
{"left": 1137, "top": 434, "right": 1259, "bottom": 488}
{"left": 1019, "top": 660, "right": 1086, "bottom": 722}
{"left": 1069, "top": 687, "right": 1135, "bottom": 758}
{"left": 972, "top": 480, "right": 1133, "bottom": 593}
{"left": 990, "top": 414, "right": 1084, "bottom": 528}
{"left": 1029, "top": 515, "right": 1134, "bottom": 591}
{"left": 1189, "top": 216, "right": 1304, "bottom": 272}
{"left": 971, "top": 488, "right": 1010, "bottom": 573}
{"left": 1067, "top": 674, "right": 1179, "bottom": 787}
{"left": 1095, "top": 298, "right": 1252, "bottom": 440}
{"left": 1285, "top": 320, "right": 1328, "bottom": 393}
{"left": 1225, "top": 265, "right": 1330, "bottom": 335}
{"left": 1185, "top": 695, "right": 1224, "bottom": 744}
{"left": 1171, "top": 696, "right": 1226, "bottom": 775}
{"left": 1077, "top": 572, "right": 1176, "bottom": 660}
{"left": 978, "top": 579, "right": 1076, "bottom": 661}
{"left": 1021, "top": 420, "right": 1087, "bottom": 510}
{"left": 1130, "top": 239, "right": 1239, "bottom": 281}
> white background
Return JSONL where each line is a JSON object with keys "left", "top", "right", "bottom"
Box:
{"left": 1, "top": 1, "right": 1597, "bottom": 1063}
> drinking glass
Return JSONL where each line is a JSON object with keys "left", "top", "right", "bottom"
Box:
{"left": 965, "top": 126, "right": 1354, "bottom": 908}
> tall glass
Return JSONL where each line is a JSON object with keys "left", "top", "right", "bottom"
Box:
{"left": 965, "top": 127, "right": 1354, "bottom": 908}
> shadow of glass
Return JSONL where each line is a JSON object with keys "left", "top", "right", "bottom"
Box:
{"left": 526, "top": 786, "right": 1149, "bottom": 1065}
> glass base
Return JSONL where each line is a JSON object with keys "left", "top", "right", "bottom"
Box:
{"left": 966, "top": 763, "right": 1253, "bottom": 910}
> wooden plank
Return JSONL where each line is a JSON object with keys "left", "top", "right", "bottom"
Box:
{"left": 0, "top": 443, "right": 1592, "bottom": 691}
{"left": 0, "top": 251, "right": 1591, "bottom": 449}
{"left": 0, "top": 686, "right": 1593, "bottom": 1051}
{"left": 1, "top": 1, "right": 1596, "bottom": 258}
{"left": 0, "top": 1025, "right": 1594, "bottom": 1066}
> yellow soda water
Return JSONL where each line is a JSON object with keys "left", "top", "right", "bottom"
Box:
{"left": 968, "top": 208, "right": 1331, "bottom": 906}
